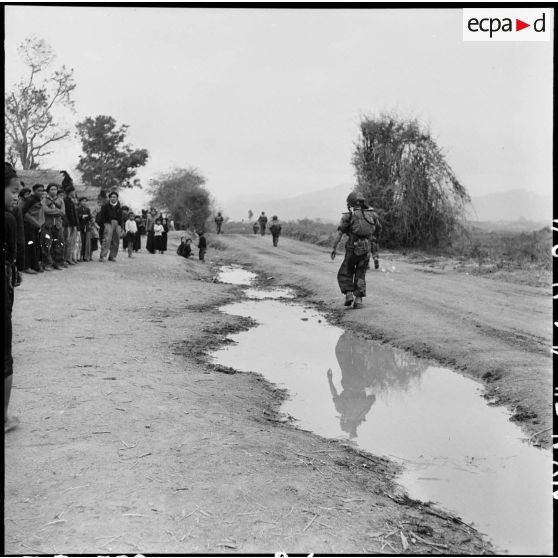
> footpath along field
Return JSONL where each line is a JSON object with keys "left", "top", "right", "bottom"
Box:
{"left": 4, "top": 231, "right": 550, "bottom": 554}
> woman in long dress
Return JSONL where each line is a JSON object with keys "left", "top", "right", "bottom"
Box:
{"left": 145, "top": 208, "right": 158, "bottom": 254}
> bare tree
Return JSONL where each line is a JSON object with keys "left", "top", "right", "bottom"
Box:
{"left": 5, "top": 36, "right": 76, "bottom": 169}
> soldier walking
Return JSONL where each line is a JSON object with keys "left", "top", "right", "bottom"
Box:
{"left": 257, "top": 212, "right": 268, "bottom": 236}
{"left": 214, "top": 212, "right": 224, "bottom": 234}
{"left": 269, "top": 215, "right": 282, "bottom": 247}
{"left": 331, "top": 191, "right": 379, "bottom": 309}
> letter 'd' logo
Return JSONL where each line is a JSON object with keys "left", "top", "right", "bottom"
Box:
{"left": 463, "top": 9, "right": 552, "bottom": 41}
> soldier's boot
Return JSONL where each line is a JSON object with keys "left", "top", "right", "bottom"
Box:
{"left": 374, "top": 258, "right": 379, "bottom": 270}
{"left": 353, "top": 296, "right": 363, "bottom": 309}
{"left": 344, "top": 292, "right": 354, "bottom": 307}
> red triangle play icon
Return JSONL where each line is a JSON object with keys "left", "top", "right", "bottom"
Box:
{"left": 516, "top": 19, "right": 530, "bottom": 31}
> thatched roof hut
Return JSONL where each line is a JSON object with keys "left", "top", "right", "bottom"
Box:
{"left": 17, "top": 168, "right": 99, "bottom": 206}
{"left": 18, "top": 169, "right": 67, "bottom": 188}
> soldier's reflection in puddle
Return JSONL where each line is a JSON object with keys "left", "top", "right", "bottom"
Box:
{"left": 327, "top": 367, "right": 375, "bottom": 438}
{"left": 327, "top": 332, "right": 427, "bottom": 438}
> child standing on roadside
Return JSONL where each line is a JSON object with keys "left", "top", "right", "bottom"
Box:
{"left": 125, "top": 212, "right": 138, "bottom": 258}
{"left": 154, "top": 218, "right": 164, "bottom": 254}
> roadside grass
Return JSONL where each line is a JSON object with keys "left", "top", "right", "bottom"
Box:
{"left": 208, "top": 238, "right": 227, "bottom": 251}
{"left": 222, "top": 220, "right": 551, "bottom": 287}
{"left": 438, "top": 226, "right": 552, "bottom": 286}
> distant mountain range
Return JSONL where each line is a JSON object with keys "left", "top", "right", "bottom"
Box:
{"left": 218, "top": 183, "right": 351, "bottom": 223}
{"left": 218, "top": 186, "right": 552, "bottom": 228}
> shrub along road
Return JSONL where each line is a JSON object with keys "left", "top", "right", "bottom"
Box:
{"left": 4, "top": 231, "right": 549, "bottom": 554}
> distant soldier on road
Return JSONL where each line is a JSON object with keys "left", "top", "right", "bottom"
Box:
{"left": 331, "top": 191, "right": 379, "bottom": 309}
{"left": 214, "top": 212, "right": 224, "bottom": 234}
{"left": 258, "top": 212, "right": 268, "bottom": 236}
{"left": 269, "top": 215, "right": 282, "bottom": 247}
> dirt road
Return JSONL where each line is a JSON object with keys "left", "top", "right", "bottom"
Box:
{"left": 4, "top": 231, "right": 549, "bottom": 554}
{"left": 215, "top": 233, "right": 552, "bottom": 443}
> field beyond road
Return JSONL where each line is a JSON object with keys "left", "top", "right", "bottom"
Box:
{"left": 4, "top": 231, "right": 550, "bottom": 554}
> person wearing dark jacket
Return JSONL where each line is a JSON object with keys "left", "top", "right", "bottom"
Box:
{"left": 121, "top": 206, "right": 130, "bottom": 251}
{"left": 198, "top": 231, "right": 207, "bottom": 261}
{"left": 11, "top": 188, "right": 26, "bottom": 285}
{"left": 145, "top": 208, "right": 158, "bottom": 254}
{"left": 161, "top": 217, "right": 169, "bottom": 252}
{"left": 98, "top": 191, "right": 123, "bottom": 262}
{"left": 42, "top": 183, "right": 65, "bottom": 270}
{"left": 4, "top": 162, "right": 21, "bottom": 432}
{"left": 21, "top": 184, "right": 45, "bottom": 273}
{"left": 133, "top": 215, "right": 142, "bottom": 251}
{"left": 177, "top": 237, "right": 192, "bottom": 258}
{"left": 96, "top": 191, "right": 108, "bottom": 244}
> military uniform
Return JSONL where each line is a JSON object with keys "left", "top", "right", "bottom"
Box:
{"left": 214, "top": 214, "right": 224, "bottom": 234}
{"left": 258, "top": 213, "right": 268, "bottom": 236}
{"left": 336, "top": 211, "right": 372, "bottom": 298}
{"left": 269, "top": 217, "right": 282, "bottom": 247}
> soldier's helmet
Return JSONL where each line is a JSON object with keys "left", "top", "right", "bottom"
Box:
{"left": 346, "top": 191, "right": 366, "bottom": 207}
{"left": 272, "top": 215, "right": 278, "bottom": 220}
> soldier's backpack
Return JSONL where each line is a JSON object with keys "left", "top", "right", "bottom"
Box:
{"left": 269, "top": 221, "right": 282, "bottom": 234}
{"left": 350, "top": 209, "right": 377, "bottom": 238}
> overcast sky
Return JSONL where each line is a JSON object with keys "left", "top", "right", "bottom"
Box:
{"left": 5, "top": 6, "right": 553, "bottom": 208}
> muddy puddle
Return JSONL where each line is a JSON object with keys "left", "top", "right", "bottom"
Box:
{"left": 212, "top": 269, "right": 552, "bottom": 555}
{"left": 243, "top": 287, "right": 295, "bottom": 300}
{"left": 216, "top": 265, "right": 257, "bottom": 285}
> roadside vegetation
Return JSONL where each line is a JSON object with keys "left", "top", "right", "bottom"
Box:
{"left": 440, "top": 225, "right": 551, "bottom": 286}
{"left": 222, "top": 219, "right": 551, "bottom": 287}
